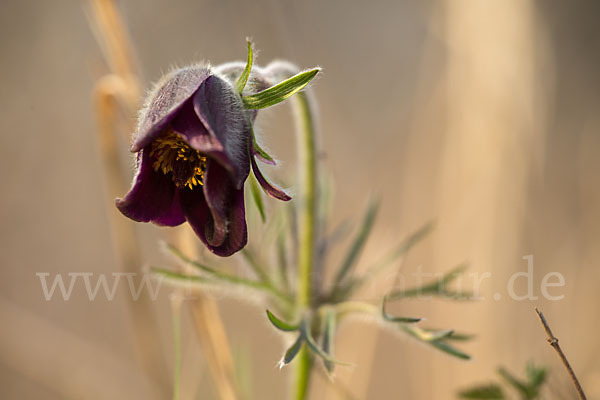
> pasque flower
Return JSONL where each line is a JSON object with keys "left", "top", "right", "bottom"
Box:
{"left": 116, "top": 63, "right": 291, "bottom": 256}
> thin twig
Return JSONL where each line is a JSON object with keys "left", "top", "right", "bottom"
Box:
{"left": 535, "top": 307, "right": 587, "bottom": 400}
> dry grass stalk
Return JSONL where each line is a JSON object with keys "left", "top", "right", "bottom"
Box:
{"left": 93, "top": 73, "right": 170, "bottom": 396}
{"left": 89, "top": 0, "right": 238, "bottom": 398}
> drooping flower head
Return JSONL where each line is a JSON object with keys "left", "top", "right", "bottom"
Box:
{"left": 116, "top": 43, "right": 318, "bottom": 256}
{"left": 116, "top": 55, "right": 305, "bottom": 256}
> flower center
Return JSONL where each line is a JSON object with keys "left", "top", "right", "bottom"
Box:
{"left": 150, "top": 131, "right": 207, "bottom": 189}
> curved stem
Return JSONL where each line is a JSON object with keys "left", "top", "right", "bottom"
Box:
{"left": 332, "top": 301, "right": 378, "bottom": 320}
{"left": 295, "top": 92, "right": 318, "bottom": 309}
{"left": 293, "top": 91, "right": 318, "bottom": 400}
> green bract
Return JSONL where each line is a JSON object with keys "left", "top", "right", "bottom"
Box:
{"left": 242, "top": 69, "right": 320, "bottom": 109}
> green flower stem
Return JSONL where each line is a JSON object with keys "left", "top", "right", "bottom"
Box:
{"left": 295, "top": 94, "right": 317, "bottom": 309}
{"left": 293, "top": 348, "right": 312, "bottom": 400}
{"left": 293, "top": 90, "right": 318, "bottom": 400}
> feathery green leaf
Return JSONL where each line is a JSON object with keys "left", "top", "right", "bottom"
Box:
{"left": 333, "top": 198, "right": 379, "bottom": 285}
{"left": 300, "top": 320, "right": 352, "bottom": 367}
{"left": 332, "top": 221, "right": 434, "bottom": 300}
{"left": 386, "top": 263, "right": 472, "bottom": 300}
{"left": 402, "top": 325, "right": 471, "bottom": 360}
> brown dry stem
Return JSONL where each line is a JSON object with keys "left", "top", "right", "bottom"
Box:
{"left": 535, "top": 307, "right": 587, "bottom": 400}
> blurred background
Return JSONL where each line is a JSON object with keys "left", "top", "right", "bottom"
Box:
{"left": 1, "top": 0, "right": 599, "bottom": 398}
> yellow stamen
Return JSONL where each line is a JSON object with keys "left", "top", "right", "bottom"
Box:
{"left": 150, "top": 131, "right": 207, "bottom": 189}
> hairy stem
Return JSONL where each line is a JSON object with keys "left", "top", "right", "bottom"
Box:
{"left": 294, "top": 91, "right": 318, "bottom": 400}
{"left": 295, "top": 93, "right": 317, "bottom": 309}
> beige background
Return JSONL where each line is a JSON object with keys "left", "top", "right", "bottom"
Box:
{"left": 1, "top": 0, "right": 600, "bottom": 399}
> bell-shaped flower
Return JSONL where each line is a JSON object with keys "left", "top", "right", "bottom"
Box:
{"left": 116, "top": 64, "right": 290, "bottom": 256}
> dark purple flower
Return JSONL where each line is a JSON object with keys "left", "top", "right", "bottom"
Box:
{"left": 116, "top": 65, "right": 290, "bottom": 256}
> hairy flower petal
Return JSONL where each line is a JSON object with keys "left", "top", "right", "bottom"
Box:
{"left": 115, "top": 149, "right": 186, "bottom": 226}
{"left": 180, "top": 181, "right": 247, "bottom": 257}
{"left": 193, "top": 75, "right": 250, "bottom": 189}
{"left": 202, "top": 161, "right": 232, "bottom": 247}
{"left": 216, "top": 187, "right": 247, "bottom": 257}
{"left": 180, "top": 188, "right": 211, "bottom": 244}
{"left": 132, "top": 66, "right": 211, "bottom": 152}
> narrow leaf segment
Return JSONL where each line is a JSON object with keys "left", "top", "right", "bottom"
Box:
{"left": 242, "top": 69, "right": 320, "bottom": 109}
{"left": 236, "top": 39, "right": 253, "bottom": 94}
